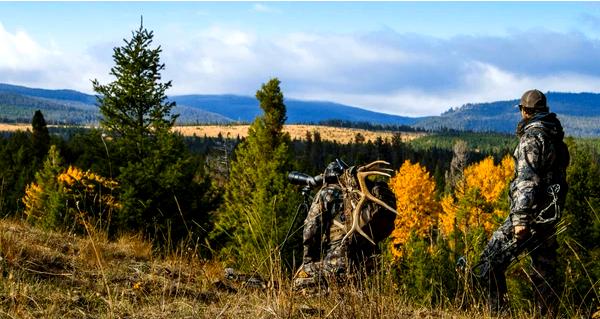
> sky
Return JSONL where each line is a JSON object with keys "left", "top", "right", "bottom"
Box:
{"left": 2, "top": 2, "right": 600, "bottom": 117}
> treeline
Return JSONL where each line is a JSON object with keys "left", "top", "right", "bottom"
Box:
{"left": 316, "top": 119, "right": 424, "bottom": 132}
{"left": 0, "top": 114, "right": 512, "bottom": 248}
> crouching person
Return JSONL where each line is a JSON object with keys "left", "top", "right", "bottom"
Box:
{"left": 292, "top": 160, "right": 397, "bottom": 294}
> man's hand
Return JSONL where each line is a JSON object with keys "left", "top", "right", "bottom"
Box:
{"left": 514, "top": 225, "right": 529, "bottom": 241}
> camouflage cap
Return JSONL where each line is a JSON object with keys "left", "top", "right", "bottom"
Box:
{"left": 517, "top": 89, "right": 547, "bottom": 109}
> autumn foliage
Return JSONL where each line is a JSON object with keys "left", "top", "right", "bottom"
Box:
{"left": 23, "top": 147, "right": 120, "bottom": 229}
{"left": 439, "top": 155, "right": 514, "bottom": 236}
{"left": 388, "top": 160, "right": 439, "bottom": 258}
{"left": 387, "top": 155, "right": 514, "bottom": 261}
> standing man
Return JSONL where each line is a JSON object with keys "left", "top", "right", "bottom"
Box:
{"left": 479, "top": 89, "right": 570, "bottom": 316}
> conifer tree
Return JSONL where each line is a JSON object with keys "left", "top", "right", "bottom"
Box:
{"left": 23, "top": 145, "right": 66, "bottom": 227}
{"left": 558, "top": 139, "right": 600, "bottom": 313}
{"left": 212, "top": 78, "right": 299, "bottom": 271}
{"left": 31, "top": 110, "right": 50, "bottom": 160}
{"left": 92, "top": 21, "right": 177, "bottom": 158}
{"left": 91, "top": 21, "right": 215, "bottom": 244}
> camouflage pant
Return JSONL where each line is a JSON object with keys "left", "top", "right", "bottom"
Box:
{"left": 295, "top": 185, "right": 348, "bottom": 290}
{"left": 479, "top": 217, "right": 561, "bottom": 315}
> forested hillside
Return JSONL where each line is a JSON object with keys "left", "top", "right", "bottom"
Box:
{"left": 0, "top": 84, "right": 415, "bottom": 126}
{"left": 172, "top": 94, "right": 417, "bottom": 124}
{"left": 414, "top": 92, "right": 600, "bottom": 136}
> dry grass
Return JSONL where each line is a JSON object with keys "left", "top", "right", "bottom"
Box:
{"left": 3, "top": 218, "right": 593, "bottom": 318}
{"left": 0, "top": 218, "right": 488, "bottom": 318}
{"left": 174, "top": 124, "right": 425, "bottom": 144}
{"left": 0, "top": 123, "right": 425, "bottom": 144}
{"left": 0, "top": 123, "right": 31, "bottom": 132}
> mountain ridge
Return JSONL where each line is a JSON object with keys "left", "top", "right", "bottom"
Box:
{"left": 0, "top": 83, "right": 598, "bottom": 136}
{"left": 417, "top": 92, "right": 600, "bottom": 136}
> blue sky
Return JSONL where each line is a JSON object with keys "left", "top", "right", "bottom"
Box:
{"left": 1, "top": 2, "right": 600, "bottom": 116}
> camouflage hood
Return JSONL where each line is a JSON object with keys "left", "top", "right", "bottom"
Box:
{"left": 516, "top": 112, "right": 564, "bottom": 140}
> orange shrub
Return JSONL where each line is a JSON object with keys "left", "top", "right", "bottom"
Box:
{"left": 388, "top": 160, "right": 439, "bottom": 258}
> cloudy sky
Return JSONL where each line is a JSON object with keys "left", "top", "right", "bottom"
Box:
{"left": 1, "top": 2, "right": 600, "bottom": 116}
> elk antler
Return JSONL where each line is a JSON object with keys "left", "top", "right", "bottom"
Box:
{"left": 340, "top": 160, "right": 398, "bottom": 245}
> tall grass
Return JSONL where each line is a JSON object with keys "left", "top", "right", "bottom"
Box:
{"left": 0, "top": 207, "right": 597, "bottom": 317}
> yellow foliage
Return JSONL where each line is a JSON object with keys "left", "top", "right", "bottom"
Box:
{"left": 388, "top": 160, "right": 439, "bottom": 258}
{"left": 23, "top": 183, "right": 45, "bottom": 220}
{"left": 58, "top": 166, "right": 121, "bottom": 212}
{"left": 57, "top": 166, "right": 118, "bottom": 191}
{"left": 440, "top": 155, "right": 514, "bottom": 236}
{"left": 464, "top": 156, "right": 514, "bottom": 203}
{"left": 23, "top": 165, "right": 121, "bottom": 224}
{"left": 439, "top": 194, "right": 457, "bottom": 236}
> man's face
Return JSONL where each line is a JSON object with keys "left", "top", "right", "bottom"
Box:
{"left": 519, "top": 106, "right": 531, "bottom": 120}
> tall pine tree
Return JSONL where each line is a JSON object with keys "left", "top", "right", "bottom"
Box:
{"left": 92, "top": 21, "right": 177, "bottom": 159}
{"left": 92, "top": 21, "right": 216, "bottom": 245}
{"left": 31, "top": 110, "right": 50, "bottom": 161}
{"left": 211, "top": 78, "right": 299, "bottom": 271}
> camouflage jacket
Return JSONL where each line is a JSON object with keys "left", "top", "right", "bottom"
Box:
{"left": 509, "top": 112, "right": 569, "bottom": 226}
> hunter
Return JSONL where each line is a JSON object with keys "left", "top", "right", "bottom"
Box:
{"left": 479, "top": 89, "right": 569, "bottom": 316}
{"left": 293, "top": 160, "right": 396, "bottom": 293}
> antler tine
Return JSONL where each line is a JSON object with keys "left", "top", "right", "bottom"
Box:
{"left": 357, "top": 171, "right": 399, "bottom": 216}
{"left": 340, "top": 195, "right": 376, "bottom": 245}
{"left": 339, "top": 160, "right": 398, "bottom": 245}
{"left": 364, "top": 190, "right": 398, "bottom": 216}
{"left": 358, "top": 160, "right": 391, "bottom": 172}
{"left": 360, "top": 170, "right": 392, "bottom": 178}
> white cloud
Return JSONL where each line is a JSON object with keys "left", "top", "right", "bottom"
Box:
{"left": 0, "top": 22, "right": 55, "bottom": 70}
{"left": 0, "top": 22, "right": 111, "bottom": 93}
{"left": 288, "top": 62, "right": 600, "bottom": 117}
{"left": 2, "top": 22, "right": 600, "bottom": 117}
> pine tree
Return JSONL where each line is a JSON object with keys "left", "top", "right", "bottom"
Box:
{"left": 23, "top": 145, "right": 66, "bottom": 228}
{"left": 211, "top": 78, "right": 299, "bottom": 271}
{"left": 0, "top": 131, "right": 37, "bottom": 215}
{"left": 558, "top": 138, "right": 600, "bottom": 314}
{"left": 92, "top": 21, "right": 177, "bottom": 158}
{"left": 91, "top": 21, "right": 215, "bottom": 245}
{"left": 31, "top": 110, "right": 50, "bottom": 161}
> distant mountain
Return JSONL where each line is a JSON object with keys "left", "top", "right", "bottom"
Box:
{"left": 413, "top": 92, "right": 600, "bottom": 137}
{"left": 0, "top": 84, "right": 231, "bottom": 125}
{"left": 171, "top": 95, "right": 417, "bottom": 125}
{"left": 0, "top": 83, "right": 598, "bottom": 136}
{"left": 0, "top": 83, "right": 416, "bottom": 126}
{"left": 0, "top": 91, "right": 98, "bottom": 124}
{"left": 0, "top": 83, "right": 97, "bottom": 105}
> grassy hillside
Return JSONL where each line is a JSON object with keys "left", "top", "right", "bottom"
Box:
{"left": 0, "top": 218, "right": 546, "bottom": 318}
{"left": 175, "top": 124, "right": 424, "bottom": 144}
